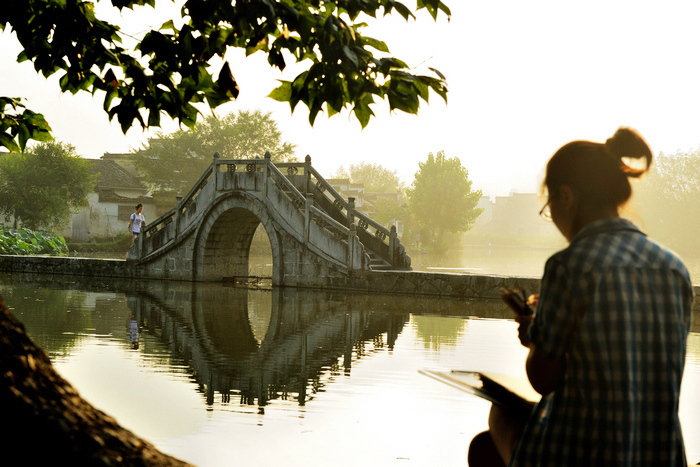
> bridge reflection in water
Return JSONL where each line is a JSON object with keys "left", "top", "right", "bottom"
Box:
{"left": 127, "top": 284, "right": 410, "bottom": 410}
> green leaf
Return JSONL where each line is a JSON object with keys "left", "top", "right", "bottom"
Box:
{"left": 393, "top": 2, "right": 414, "bottom": 20}
{"left": 17, "top": 124, "right": 30, "bottom": 151}
{"left": 217, "top": 62, "right": 239, "bottom": 99}
{"left": 428, "top": 67, "right": 446, "bottom": 81}
{"left": 325, "top": 98, "right": 340, "bottom": 117}
{"left": 353, "top": 101, "right": 374, "bottom": 128}
{"left": 268, "top": 81, "right": 292, "bottom": 102}
{"left": 438, "top": 2, "right": 452, "bottom": 16}
{"left": 342, "top": 46, "right": 359, "bottom": 69}
{"left": 414, "top": 80, "right": 430, "bottom": 102}
{"left": 160, "top": 19, "right": 176, "bottom": 31}
{"left": 147, "top": 108, "right": 161, "bottom": 127}
{"left": 0, "top": 132, "right": 20, "bottom": 153}
{"left": 362, "top": 36, "right": 389, "bottom": 53}
{"left": 29, "top": 129, "right": 54, "bottom": 142}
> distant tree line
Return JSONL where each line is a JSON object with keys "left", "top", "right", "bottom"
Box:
{"left": 334, "top": 152, "right": 483, "bottom": 252}
{"left": 0, "top": 142, "right": 94, "bottom": 230}
{"left": 632, "top": 148, "right": 700, "bottom": 257}
{"left": 131, "top": 110, "right": 296, "bottom": 198}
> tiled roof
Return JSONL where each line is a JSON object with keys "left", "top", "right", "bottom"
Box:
{"left": 89, "top": 159, "right": 145, "bottom": 191}
{"left": 100, "top": 152, "right": 132, "bottom": 160}
{"left": 98, "top": 190, "right": 152, "bottom": 204}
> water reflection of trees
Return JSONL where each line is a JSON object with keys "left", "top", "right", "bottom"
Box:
{"left": 412, "top": 315, "right": 465, "bottom": 351}
{"left": 0, "top": 283, "right": 91, "bottom": 357}
{"left": 408, "top": 297, "right": 517, "bottom": 350}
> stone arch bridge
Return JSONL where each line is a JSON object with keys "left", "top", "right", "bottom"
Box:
{"left": 130, "top": 153, "right": 411, "bottom": 286}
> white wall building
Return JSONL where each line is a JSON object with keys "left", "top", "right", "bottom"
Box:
{"left": 62, "top": 159, "right": 155, "bottom": 241}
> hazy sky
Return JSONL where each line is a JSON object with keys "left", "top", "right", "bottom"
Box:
{"left": 3, "top": 1, "right": 700, "bottom": 197}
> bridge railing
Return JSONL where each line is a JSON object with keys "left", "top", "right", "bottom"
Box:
{"left": 304, "top": 162, "right": 409, "bottom": 268}
{"left": 142, "top": 156, "right": 280, "bottom": 255}
{"left": 308, "top": 204, "right": 350, "bottom": 242}
{"left": 258, "top": 154, "right": 364, "bottom": 270}
{"left": 264, "top": 155, "right": 396, "bottom": 264}
{"left": 139, "top": 155, "right": 220, "bottom": 256}
{"left": 264, "top": 157, "right": 307, "bottom": 211}
{"left": 137, "top": 152, "right": 406, "bottom": 270}
{"left": 264, "top": 156, "right": 359, "bottom": 262}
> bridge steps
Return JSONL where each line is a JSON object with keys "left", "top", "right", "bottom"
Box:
{"left": 284, "top": 169, "right": 411, "bottom": 271}
{"left": 367, "top": 252, "right": 393, "bottom": 271}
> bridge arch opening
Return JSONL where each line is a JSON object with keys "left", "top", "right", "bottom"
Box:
{"left": 198, "top": 206, "right": 276, "bottom": 282}
{"left": 194, "top": 286, "right": 272, "bottom": 359}
{"left": 249, "top": 225, "right": 273, "bottom": 278}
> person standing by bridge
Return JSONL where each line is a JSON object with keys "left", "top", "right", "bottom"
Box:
{"left": 468, "top": 127, "right": 694, "bottom": 466}
{"left": 127, "top": 203, "right": 145, "bottom": 259}
{"left": 129, "top": 203, "right": 145, "bottom": 241}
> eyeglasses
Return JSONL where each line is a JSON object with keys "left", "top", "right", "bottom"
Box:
{"left": 540, "top": 200, "right": 553, "bottom": 221}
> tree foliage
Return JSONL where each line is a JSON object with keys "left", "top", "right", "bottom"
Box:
{"left": 0, "top": 0, "right": 450, "bottom": 152}
{"left": 132, "top": 109, "right": 295, "bottom": 196}
{"left": 370, "top": 194, "right": 406, "bottom": 229}
{"left": 632, "top": 149, "right": 700, "bottom": 255}
{"left": 0, "top": 142, "right": 95, "bottom": 230}
{"left": 334, "top": 162, "right": 404, "bottom": 192}
{"left": 334, "top": 162, "right": 404, "bottom": 228}
{"left": 406, "top": 150, "right": 482, "bottom": 250}
{"left": 0, "top": 97, "right": 53, "bottom": 152}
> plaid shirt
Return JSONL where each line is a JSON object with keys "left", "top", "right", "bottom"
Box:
{"left": 510, "top": 217, "right": 693, "bottom": 466}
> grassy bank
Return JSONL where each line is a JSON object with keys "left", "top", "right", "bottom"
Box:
{"left": 66, "top": 234, "right": 133, "bottom": 256}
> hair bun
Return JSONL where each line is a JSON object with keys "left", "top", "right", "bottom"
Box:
{"left": 604, "top": 127, "right": 652, "bottom": 176}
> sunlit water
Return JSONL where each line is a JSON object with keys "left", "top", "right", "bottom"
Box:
{"left": 411, "top": 245, "right": 700, "bottom": 280}
{"left": 1, "top": 274, "right": 699, "bottom": 466}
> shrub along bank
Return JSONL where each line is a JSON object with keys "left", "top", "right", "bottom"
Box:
{"left": 0, "top": 228, "right": 68, "bottom": 256}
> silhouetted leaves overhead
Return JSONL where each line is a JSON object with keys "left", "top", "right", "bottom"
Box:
{"left": 0, "top": 0, "right": 450, "bottom": 152}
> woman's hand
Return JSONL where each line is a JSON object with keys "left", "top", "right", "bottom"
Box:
{"left": 513, "top": 294, "right": 537, "bottom": 348}
{"left": 526, "top": 294, "right": 539, "bottom": 307}
{"left": 515, "top": 314, "right": 533, "bottom": 348}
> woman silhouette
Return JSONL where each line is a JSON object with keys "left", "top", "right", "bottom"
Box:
{"left": 469, "top": 128, "right": 693, "bottom": 466}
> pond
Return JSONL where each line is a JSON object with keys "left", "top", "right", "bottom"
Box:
{"left": 1, "top": 274, "right": 699, "bottom": 466}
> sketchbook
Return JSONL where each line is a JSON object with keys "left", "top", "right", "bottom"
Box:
{"left": 419, "top": 369, "right": 540, "bottom": 413}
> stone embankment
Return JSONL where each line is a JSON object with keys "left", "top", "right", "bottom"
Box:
{"left": 3, "top": 253, "right": 700, "bottom": 300}
{"left": 0, "top": 254, "right": 538, "bottom": 298}
{"left": 2, "top": 254, "right": 699, "bottom": 328}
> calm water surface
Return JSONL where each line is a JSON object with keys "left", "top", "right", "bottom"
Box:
{"left": 1, "top": 275, "right": 699, "bottom": 466}
{"left": 411, "top": 245, "right": 700, "bottom": 280}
